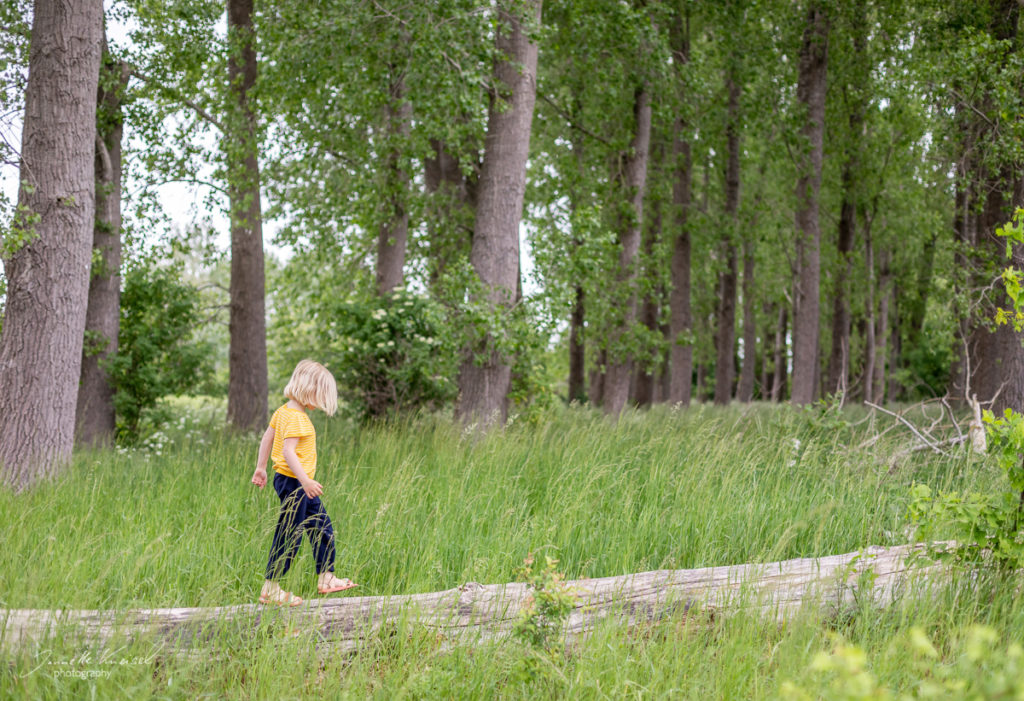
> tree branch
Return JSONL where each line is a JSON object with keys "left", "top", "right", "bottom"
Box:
{"left": 129, "top": 67, "right": 225, "bottom": 133}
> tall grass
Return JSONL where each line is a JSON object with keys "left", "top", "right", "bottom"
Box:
{"left": 2, "top": 402, "right": 1018, "bottom": 699}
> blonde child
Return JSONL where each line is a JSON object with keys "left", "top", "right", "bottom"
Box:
{"left": 251, "top": 359, "right": 357, "bottom": 605}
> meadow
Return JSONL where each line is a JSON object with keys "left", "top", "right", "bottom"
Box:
{"left": 2, "top": 402, "right": 1022, "bottom": 699}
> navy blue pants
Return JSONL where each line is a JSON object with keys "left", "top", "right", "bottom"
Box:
{"left": 265, "top": 472, "right": 336, "bottom": 580}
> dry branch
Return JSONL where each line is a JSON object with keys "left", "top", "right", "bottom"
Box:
{"left": 1, "top": 544, "right": 948, "bottom": 654}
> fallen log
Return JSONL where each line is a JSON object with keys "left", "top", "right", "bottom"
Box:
{"left": 1, "top": 543, "right": 946, "bottom": 654}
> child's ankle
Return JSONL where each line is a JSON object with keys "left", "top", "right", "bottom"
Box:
{"left": 262, "top": 580, "right": 282, "bottom": 596}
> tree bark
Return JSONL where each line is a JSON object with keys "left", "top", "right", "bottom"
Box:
{"left": 825, "top": 166, "right": 857, "bottom": 399}
{"left": 872, "top": 248, "right": 891, "bottom": 404}
{"left": 226, "top": 0, "right": 268, "bottom": 432}
{"left": 737, "top": 240, "right": 757, "bottom": 402}
{"left": 0, "top": 0, "right": 103, "bottom": 489}
{"left": 667, "top": 7, "right": 693, "bottom": 407}
{"left": 863, "top": 210, "right": 877, "bottom": 403}
{"left": 713, "top": 70, "right": 741, "bottom": 406}
{"left": 76, "top": 42, "right": 128, "bottom": 447}
{"left": 634, "top": 184, "right": 663, "bottom": 408}
{"left": 790, "top": 1, "right": 829, "bottom": 406}
{"left": 424, "top": 138, "right": 475, "bottom": 291}
{"left": 455, "top": 0, "right": 541, "bottom": 428}
{"left": 604, "top": 86, "right": 653, "bottom": 417}
{"left": 376, "top": 71, "right": 412, "bottom": 296}
{"left": 771, "top": 306, "right": 788, "bottom": 402}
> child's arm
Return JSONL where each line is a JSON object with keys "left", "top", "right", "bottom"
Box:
{"left": 251, "top": 425, "right": 274, "bottom": 488}
{"left": 282, "top": 437, "right": 323, "bottom": 499}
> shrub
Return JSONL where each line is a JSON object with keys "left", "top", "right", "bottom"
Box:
{"left": 105, "top": 256, "right": 214, "bottom": 442}
{"left": 318, "top": 289, "right": 458, "bottom": 420}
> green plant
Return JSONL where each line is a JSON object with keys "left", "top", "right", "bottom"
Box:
{"left": 105, "top": 256, "right": 214, "bottom": 443}
{"left": 780, "top": 626, "right": 1024, "bottom": 700}
{"left": 318, "top": 288, "right": 458, "bottom": 420}
{"left": 512, "top": 553, "right": 576, "bottom": 654}
{"left": 908, "top": 209, "right": 1024, "bottom": 571}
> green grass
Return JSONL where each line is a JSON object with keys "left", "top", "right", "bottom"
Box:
{"left": 2, "top": 402, "right": 1021, "bottom": 699}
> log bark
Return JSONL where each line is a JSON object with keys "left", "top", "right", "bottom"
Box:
{"left": 790, "top": 1, "right": 829, "bottom": 406}
{"left": 0, "top": 0, "right": 103, "bottom": 489}
{"left": 455, "top": 0, "right": 541, "bottom": 428}
{"left": 226, "top": 0, "right": 268, "bottom": 432}
{"left": 0, "top": 544, "right": 946, "bottom": 653}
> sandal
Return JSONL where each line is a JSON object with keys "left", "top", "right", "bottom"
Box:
{"left": 259, "top": 589, "right": 304, "bottom": 607}
{"left": 318, "top": 574, "right": 358, "bottom": 595}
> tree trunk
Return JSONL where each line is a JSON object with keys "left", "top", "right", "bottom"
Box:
{"left": 567, "top": 130, "right": 587, "bottom": 404}
{"left": 226, "top": 0, "right": 268, "bottom": 432}
{"left": 634, "top": 193, "right": 663, "bottom": 408}
{"left": 825, "top": 167, "right": 856, "bottom": 399}
{"left": 588, "top": 349, "right": 606, "bottom": 406}
{"left": 76, "top": 43, "right": 128, "bottom": 447}
{"left": 604, "top": 86, "right": 653, "bottom": 417}
{"left": 713, "top": 72, "right": 741, "bottom": 406}
{"left": 863, "top": 212, "right": 877, "bottom": 404}
{"left": 737, "top": 240, "right": 757, "bottom": 402}
{"left": 424, "top": 138, "right": 474, "bottom": 291}
{"left": 872, "top": 248, "right": 891, "bottom": 403}
{"left": 771, "top": 306, "right": 788, "bottom": 402}
{"left": 790, "top": 1, "right": 829, "bottom": 406}
{"left": 887, "top": 284, "right": 901, "bottom": 404}
{"left": 455, "top": 0, "right": 541, "bottom": 428}
{"left": 667, "top": 6, "right": 693, "bottom": 407}
{"left": 964, "top": 1, "right": 1023, "bottom": 414}
{"left": 0, "top": 0, "right": 103, "bottom": 489}
{"left": 376, "top": 72, "right": 412, "bottom": 296}
{"left": 970, "top": 178, "right": 1024, "bottom": 414}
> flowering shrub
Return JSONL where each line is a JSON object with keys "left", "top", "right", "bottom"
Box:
{"left": 318, "top": 289, "right": 458, "bottom": 420}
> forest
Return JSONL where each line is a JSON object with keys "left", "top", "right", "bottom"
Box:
{"left": 2, "top": 0, "right": 1024, "bottom": 699}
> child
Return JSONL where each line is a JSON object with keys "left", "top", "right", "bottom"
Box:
{"left": 251, "top": 359, "right": 357, "bottom": 606}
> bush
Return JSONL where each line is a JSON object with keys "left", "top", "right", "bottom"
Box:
{"left": 105, "top": 257, "right": 214, "bottom": 442}
{"left": 318, "top": 288, "right": 458, "bottom": 420}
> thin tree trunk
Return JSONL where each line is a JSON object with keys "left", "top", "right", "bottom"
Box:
{"left": 376, "top": 71, "right": 412, "bottom": 296}
{"left": 588, "top": 349, "right": 606, "bottom": 406}
{"left": 737, "top": 240, "right": 757, "bottom": 402}
{"left": 714, "top": 72, "right": 741, "bottom": 406}
{"left": 604, "top": 85, "right": 653, "bottom": 417}
{"left": 455, "top": 0, "right": 541, "bottom": 428}
{"left": 887, "top": 284, "right": 901, "bottom": 404}
{"left": 863, "top": 212, "right": 877, "bottom": 404}
{"left": 790, "top": 1, "right": 829, "bottom": 406}
{"left": 567, "top": 128, "right": 586, "bottom": 403}
{"left": 0, "top": 0, "right": 103, "bottom": 489}
{"left": 825, "top": 167, "right": 856, "bottom": 398}
{"left": 634, "top": 183, "right": 663, "bottom": 408}
{"left": 77, "top": 41, "right": 128, "bottom": 447}
{"left": 424, "top": 138, "right": 474, "bottom": 291}
{"left": 872, "top": 248, "right": 891, "bottom": 403}
{"left": 761, "top": 302, "right": 775, "bottom": 400}
{"left": 771, "top": 306, "right": 788, "bottom": 402}
{"left": 667, "top": 6, "right": 692, "bottom": 406}
{"left": 226, "top": 0, "right": 268, "bottom": 432}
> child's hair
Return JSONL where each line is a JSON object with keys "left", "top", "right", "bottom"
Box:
{"left": 283, "top": 359, "right": 338, "bottom": 416}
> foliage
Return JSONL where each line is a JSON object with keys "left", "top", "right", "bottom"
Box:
{"left": 512, "top": 553, "right": 576, "bottom": 654}
{"left": 909, "top": 209, "right": 1024, "bottom": 571}
{"left": 780, "top": 626, "right": 1024, "bottom": 701}
{"left": 318, "top": 288, "right": 457, "bottom": 420}
{"left": 105, "top": 255, "right": 214, "bottom": 442}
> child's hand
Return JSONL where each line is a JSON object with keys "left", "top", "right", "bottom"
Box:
{"left": 302, "top": 479, "right": 324, "bottom": 499}
{"left": 252, "top": 467, "right": 267, "bottom": 489}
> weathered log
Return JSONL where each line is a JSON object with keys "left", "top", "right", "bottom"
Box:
{"left": 1, "top": 544, "right": 946, "bottom": 653}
